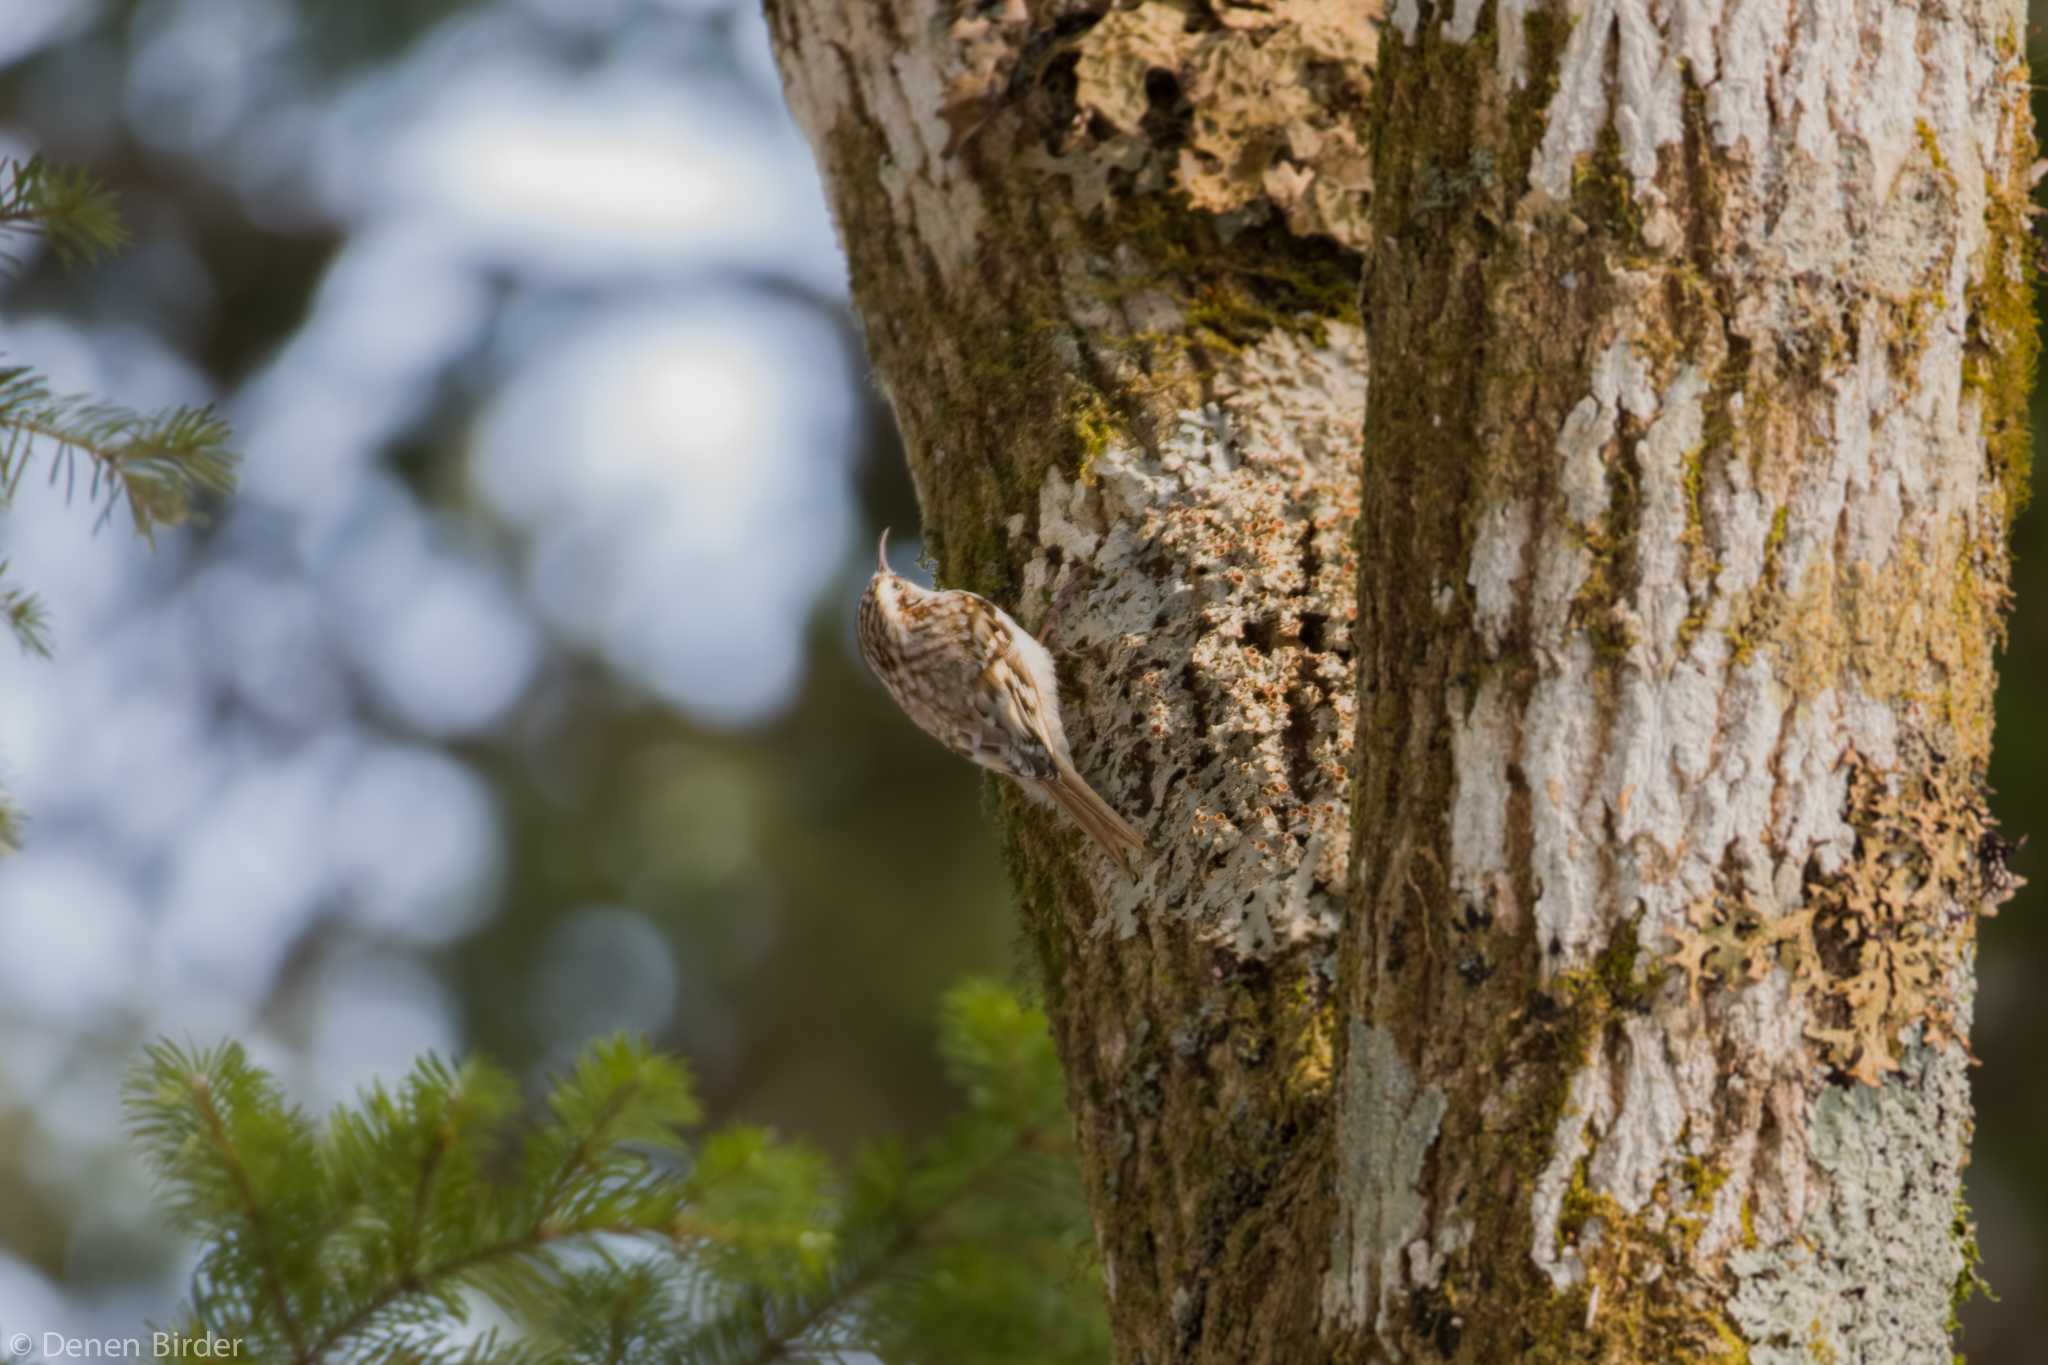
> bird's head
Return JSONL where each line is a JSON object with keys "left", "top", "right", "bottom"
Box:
{"left": 860, "top": 528, "right": 924, "bottom": 649}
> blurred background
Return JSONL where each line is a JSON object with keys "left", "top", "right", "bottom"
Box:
{"left": 0, "top": 0, "right": 2039, "bottom": 1358}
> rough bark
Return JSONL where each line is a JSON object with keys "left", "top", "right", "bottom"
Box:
{"left": 1342, "top": 0, "right": 2031, "bottom": 1360}
{"left": 764, "top": 0, "right": 2031, "bottom": 1360}
{"left": 765, "top": 4, "right": 1375, "bottom": 1358}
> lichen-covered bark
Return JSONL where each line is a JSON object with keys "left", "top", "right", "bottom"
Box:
{"left": 765, "top": 3, "right": 1376, "bottom": 1358}
{"left": 1341, "top": 0, "right": 2030, "bottom": 1360}
{"left": 771, "top": 0, "right": 2031, "bottom": 1358}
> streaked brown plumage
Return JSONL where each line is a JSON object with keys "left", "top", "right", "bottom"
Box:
{"left": 857, "top": 529, "right": 1145, "bottom": 869}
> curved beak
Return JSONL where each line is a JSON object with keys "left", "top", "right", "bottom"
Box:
{"left": 876, "top": 527, "right": 892, "bottom": 575}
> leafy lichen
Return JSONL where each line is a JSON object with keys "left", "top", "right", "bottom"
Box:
{"left": 1665, "top": 751, "right": 2014, "bottom": 1085}
{"left": 1068, "top": 0, "right": 1380, "bottom": 249}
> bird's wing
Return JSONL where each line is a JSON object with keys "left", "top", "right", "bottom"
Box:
{"left": 980, "top": 600, "right": 1076, "bottom": 767}
{"left": 962, "top": 594, "right": 1014, "bottom": 669}
{"left": 988, "top": 601, "right": 1062, "bottom": 709}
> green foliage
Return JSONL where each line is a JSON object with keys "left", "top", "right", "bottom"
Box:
{"left": 0, "top": 366, "right": 236, "bottom": 541}
{"left": 0, "top": 153, "right": 234, "bottom": 547}
{"left": 0, "top": 154, "right": 128, "bottom": 267}
{"left": 0, "top": 559, "right": 50, "bottom": 658}
{"left": 0, "top": 153, "right": 238, "bottom": 851}
{"left": 127, "top": 981, "right": 1109, "bottom": 1364}
{"left": 0, "top": 154, "right": 237, "bottom": 664}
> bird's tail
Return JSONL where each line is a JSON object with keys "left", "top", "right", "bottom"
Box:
{"left": 1039, "top": 764, "right": 1146, "bottom": 871}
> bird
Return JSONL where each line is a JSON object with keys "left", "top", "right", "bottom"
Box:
{"left": 857, "top": 528, "right": 1146, "bottom": 869}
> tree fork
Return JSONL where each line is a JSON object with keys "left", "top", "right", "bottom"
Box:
{"left": 768, "top": 0, "right": 2030, "bottom": 1359}
{"left": 1338, "top": 0, "right": 2031, "bottom": 1360}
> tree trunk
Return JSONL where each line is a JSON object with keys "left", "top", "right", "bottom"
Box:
{"left": 765, "top": 3, "right": 1375, "bottom": 1357}
{"left": 1344, "top": 0, "right": 2031, "bottom": 1358}
{"left": 765, "top": 0, "right": 2030, "bottom": 1359}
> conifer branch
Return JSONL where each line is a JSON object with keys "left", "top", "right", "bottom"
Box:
{"left": 0, "top": 367, "right": 234, "bottom": 538}
{"left": 719, "top": 1122, "right": 1039, "bottom": 1365}
{"left": 0, "top": 563, "right": 51, "bottom": 657}
{"left": 305, "top": 1223, "right": 669, "bottom": 1360}
{"left": 402, "top": 1122, "right": 449, "bottom": 1279}
{"left": 172, "top": 1060, "right": 312, "bottom": 1360}
{"left": 128, "top": 988, "right": 1106, "bottom": 1364}
{"left": 535, "top": 1085, "right": 638, "bottom": 1224}
{"left": 0, "top": 152, "right": 239, "bottom": 849}
{"left": 0, "top": 155, "right": 127, "bottom": 267}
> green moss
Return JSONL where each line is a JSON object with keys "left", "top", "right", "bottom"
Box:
{"left": 1681, "top": 444, "right": 1707, "bottom": 537}
{"left": 1592, "top": 917, "right": 1651, "bottom": 1009}
{"left": 1961, "top": 81, "right": 2039, "bottom": 518}
{"left": 1082, "top": 193, "right": 1361, "bottom": 352}
{"left": 1916, "top": 120, "right": 1950, "bottom": 173}
{"left": 1948, "top": 1194, "right": 1995, "bottom": 1335}
{"left": 1459, "top": 588, "right": 1728, "bottom": 1290}
{"left": 1709, "top": 1318, "right": 1753, "bottom": 1363}
{"left": 1887, "top": 288, "right": 1950, "bottom": 370}
{"left": 1679, "top": 1156, "right": 1730, "bottom": 1207}
{"left": 1570, "top": 456, "right": 1645, "bottom": 659}
{"left": 1721, "top": 501, "right": 1791, "bottom": 664}
{"left": 1066, "top": 389, "right": 1124, "bottom": 483}
{"left": 1573, "top": 122, "right": 1647, "bottom": 254}
{"left": 1555, "top": 1155, "right": 1604, "bottom": 1247}
{"left": 1667, "top": 1158, "right": 1729, "bottom": 1257}
{"left": 1283, "top": 970, "right": 1338, "bottom": 1099}
{"left": 1508, "top": 9, "right": 1573, "bottom": 186}
{"left": 1538, "top": 1156, "right": 1750, "bottom": 1363}
{"left": 1677, "top": 66, "right": 1725, "bottom": 246}
{"left": 1674, "top": 437, "right": 1721, "bottom": 652}
{"left": 1473, "top": 923, "right": 1749, "bottom": 1364}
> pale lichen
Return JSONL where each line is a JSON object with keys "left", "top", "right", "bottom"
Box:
{"left": 1322, "top": 1020, "right": 1449, "bottom": 1342}
{"left": 1070, "top": 0, "right": 1379, "bottom": 248}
